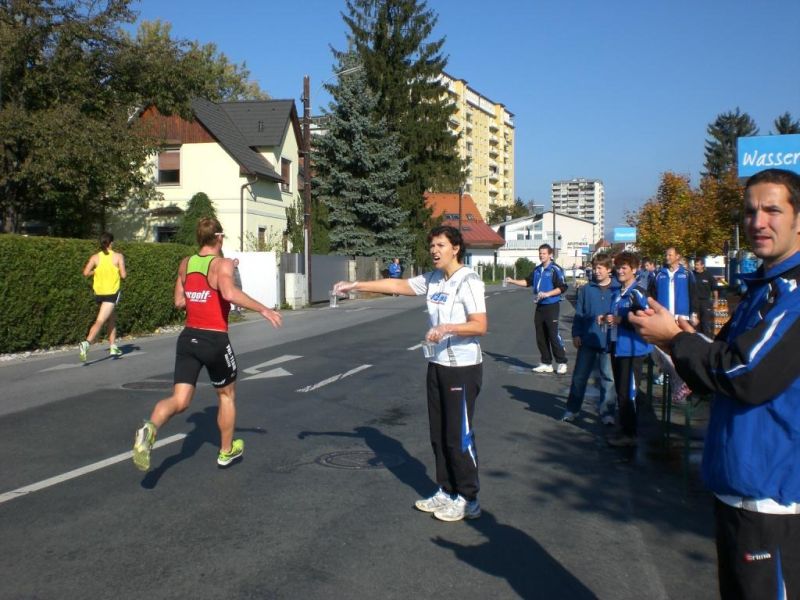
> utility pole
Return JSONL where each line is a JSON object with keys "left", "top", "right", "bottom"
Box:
{"left": 458, "top": 185, "right": 463, "bottom": 231}
{"left": 552, "top": 207, "right": 558, "bottom": 260}
{"left": 302, "top": 75, "right": 312, "bottom": 304}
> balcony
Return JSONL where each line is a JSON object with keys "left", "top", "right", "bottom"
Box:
{"left": 488, "top": 185, "right": 498, "bottom": 194}
{"left": 488, "top": 146, "right": 499, "bottom": 157}
{"left": 488, "top": 172, "right": 499, "bottom": 182}
{"left": 489, "top": 122, "right": 499, "bottom": 131}
{"left": 489, "top": 134, "right": 499, "bottom": 144}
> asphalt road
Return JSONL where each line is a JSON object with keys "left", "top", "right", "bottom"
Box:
{"left": 0, "top": 286, "right": 717, "bottom": 600}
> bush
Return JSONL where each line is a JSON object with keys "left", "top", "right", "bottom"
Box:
{"left": 0, "top": 235, "right": 194, "bottom": 353}
{"left": 514, "top": 257, "right": 535, "bottom": 280}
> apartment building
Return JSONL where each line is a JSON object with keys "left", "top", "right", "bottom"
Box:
{"left": 551, "top": 178, "right": 605, "bottom": 245}
{"left": 440, "top": 72, "right": 515, "bottom": 219}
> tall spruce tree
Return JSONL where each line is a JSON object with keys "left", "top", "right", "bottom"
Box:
{"left": 773, "top": 112, "right": 800, "bottom": 135}
{"left": 313, "top": 54, "right": 412, "bottom": 261}
{"left": 703, "top": 108, "right": 759, "bottom": 179}
{"left": 175, "top": 192, "right": 217, "bottom": 246}
{"left": 341, "top": 0, "right": 462, "bottom": 268}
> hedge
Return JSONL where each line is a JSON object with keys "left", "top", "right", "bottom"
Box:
{"left": 0, "top": 235, "right": 195, "bottom": 353}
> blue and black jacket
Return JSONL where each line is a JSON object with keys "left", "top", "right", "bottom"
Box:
{"left": 526, "top": 261, "right": 567, "bottom": 306}
{"left": 649, "top": 265, "right": 696, "bottom": 318}
{"left": 571, "top": 280, "right": 619, "bottom": 351}
{"left": 671, "top": 252, "right": 800, "bottom": 504}
{"left": 610, "top": 283, "right": 652, "bottom": 357}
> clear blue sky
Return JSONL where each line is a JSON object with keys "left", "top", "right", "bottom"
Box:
{"left": 132, "top": 0, "right": 799, "bottom": 235}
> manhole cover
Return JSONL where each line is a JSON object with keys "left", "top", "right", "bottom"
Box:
{"left": 121, "top": 380, "right": 173, "bottom": 391}
{"left": 315, "top": 450, "right": 404, "bottom": 470}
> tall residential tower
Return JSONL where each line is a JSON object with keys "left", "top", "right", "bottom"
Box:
{"left": 440, "top": 72, "right": 515, "bottom": 219}
{"left": 551, "top": 178, "right": 605, "bottom": 245}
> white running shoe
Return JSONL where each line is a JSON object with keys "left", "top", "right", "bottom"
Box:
{"left": 415, "top": 488, "right": 453, "bottom": 513}
{"left": 602, "top": 415, "right": 616, "bottom": 426}
{"left": 433, "top": 495, "right": 481, "bottom": 522}
{"left": 556, "top": 363, "right": 568, "bottom": 375}
{"left": 78, "top": 340, "right": 90, "bottom": 362}
{"left": 532, "top": 363, "right": 554, "bottom": 373}
{"left": 560, "top": 410, "right": 577, "bottom": 423}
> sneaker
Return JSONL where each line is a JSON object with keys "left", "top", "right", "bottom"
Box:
{"left": 653, "top": 374, "right": 664, "bottom": 386}
{"left": 607, "top": 434, "right": 637, "bottom": 447}
{"left": 78, "top": 340, "right": 90, "bottom": 362}
{"left": 217, "top": 438, "right": 244, "bottom": 467}
{"left": 132, "top": 421, "right": 157, "bottom": 471}
{"left": 532, "top": 363, "right": 554, "bottom": 373}
{"left": 601, "top": 415, "right": 616, "bottom": 426}
{"left": 414, "top": 488, "right": 453, "bottom": 513}
{"left": 433, "top": 495, "right": 481, "bottom": 522}
{"left": 556, "top": 363, "right": 568, "bottom": 375}
{"left": 560, "top": 410, "right": 577, "bottom": 423}
{"left": 109, "top": 345, "right": 122, "bottom": 357}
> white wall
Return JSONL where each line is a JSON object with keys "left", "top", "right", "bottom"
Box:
{"left": 225, "top": 251, "right": 280, "bottom": 309}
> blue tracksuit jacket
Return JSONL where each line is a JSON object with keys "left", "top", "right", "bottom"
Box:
{"left": 650, "top": 265, "right": 696, "bottom": 318}
{"left": 526, "top": 261, "right": 567, "bottom": 306}
{"left": 571, "top": 280, "right": 619, "bottom": 351}
{"left": 671, "top": 252, "right": 800, "bottom": 504}
{"left": 610, "top": 283, "right": 652, "bottom": 357}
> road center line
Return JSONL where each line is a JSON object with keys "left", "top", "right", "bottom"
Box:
{"left": 296, "top": 364, "right": 372, "bottom": 393}
{"left": 0, "top": 433, "right": 187, "bottom": 505}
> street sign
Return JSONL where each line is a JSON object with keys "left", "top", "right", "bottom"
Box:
{"left": 613, "top": 227, "right": 637, "bottom": 243}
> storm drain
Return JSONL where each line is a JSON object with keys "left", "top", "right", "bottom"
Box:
{"left": 315, "top": 450, "right": 405, "bottom": 470}
{"left": 121, "top": 380, "right": 173, "bottom": 391}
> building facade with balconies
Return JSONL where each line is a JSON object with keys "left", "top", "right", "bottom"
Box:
{"left": 440, "top": 72, "right": 515, "bottom": 220}
{"left": 551, "top": 178, "right": 604, "bottom": 244}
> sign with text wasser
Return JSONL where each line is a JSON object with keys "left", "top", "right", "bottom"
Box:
{"left": 613, "top": 227, "right": 637, "bottom": 243}
{"left": 738, "top": 134, "right": 800, "bottom": 177}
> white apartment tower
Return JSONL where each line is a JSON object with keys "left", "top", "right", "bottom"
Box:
{"left": 551, "top": 178, "right": 605, "bottom": 244}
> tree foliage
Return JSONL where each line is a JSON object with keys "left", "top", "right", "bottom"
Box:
{"left": 313, "top": 53, "right": 411, "bottom": 260}
{"left": 0, "top": 1, "right": 266, "bottom": 237}
{"left": 486, "top": 197, "right": 533, "bottom": 224}
{"left": 631, "top": 171, "right": 743, "bottom": 258}
{"left": 773, "top": 112, "right": 800, "bottom": 135}
{"left": 703, "top": 107, "right": 758, "bottom": 179}
{"left": 341, "top": 0, "right": 462, "bottom": 267}
{"left": 174, "top": 192, "right": 217, "bottom": 246}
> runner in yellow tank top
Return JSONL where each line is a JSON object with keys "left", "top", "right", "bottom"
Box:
{"left": 79, "top": 232, "right": 127, "bottom": 361}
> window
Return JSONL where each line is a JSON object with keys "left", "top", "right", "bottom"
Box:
{"left": 258, "top": 227, "right": 266, "bottom": 249}
{"left": 157, "top": 148, "right": 180, "bottom": 185}
{"left": 156, "top": 226, "right": 177, "bottom": 242}
{"left": 281, "top": 158, "right": 291, "bottom": 193}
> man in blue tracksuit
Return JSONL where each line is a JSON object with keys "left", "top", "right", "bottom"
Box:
{"left": 649, "top": 247, "right": 697, "bottom": 324}
{"left": 606, "top": 252, "right": 652, "bottom": 447}
{"left": 631, "top": 169, "right": 800, "bottom": 599}
{"left": 507, "top": 244, "right": 568, "bottom": 374}
{"left": 561, "top": 253, "right": 618, "bottom": 424}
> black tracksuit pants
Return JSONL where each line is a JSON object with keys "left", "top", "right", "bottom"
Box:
{"left": 426, "top": 362, "right": 482, "bottom": 501}
{"left": 611, "top": 354, "right": 645, "bottom": 437}
{"left": 534, "top": 302, "right": 567, "bottom": 364}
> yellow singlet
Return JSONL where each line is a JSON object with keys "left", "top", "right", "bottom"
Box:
{"left": 93, "top": 251, "right": 120, "bottom": 295}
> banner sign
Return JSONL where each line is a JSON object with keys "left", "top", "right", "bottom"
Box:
{"left": 613, "top": 227, "right": 636, "bottom": 243}
{"left": 738, "top": 134, "right": 800, "bottom": 177}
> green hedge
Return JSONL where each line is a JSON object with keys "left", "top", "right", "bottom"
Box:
{"left": 0, "top": 235, "right": 195, "bottom": 353}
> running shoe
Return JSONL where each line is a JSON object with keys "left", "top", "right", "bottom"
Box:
{"left": 78, "top": 340, "right": 90, "bottom": 362}
{"left": 532, "top": 363, "right": 554, "bottom": 373}
{"left": 601, "top": 415, "right": 616, "bottom": 426}
{"left": 556, "top": 363, "right": 568, "bottom": 375}
{"left": 217, "top": 438, "right": 244, "bottom": 467}
{"left": 560, "top": 410, "right": 577, "bottom": 423}
{"left": 414, "top": 488, "right": 453, "bottom": 513}
{"left": 132, "top": 420, "right": 157, "bottom": 471}
{"left": 433, "top": 495, "right": 481, "bottom": 522}
{"left": 109, "top": 345, "right": 122, "bottom": 357}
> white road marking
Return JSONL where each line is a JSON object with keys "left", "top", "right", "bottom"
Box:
{"left": 0, "top": 433, "right": 187, "bottom": 505}
{"left": 243, "top": 355, "right": 302, "bottom": 375}
{"left": 296, "top": 364, "right": 372, "bottom": 393}
{"left": 242, "top": 367, "right": 293, "bottom": 381}
{"left": 39, "top": 363, "right": 82, "bottom": 372}
{"left": 345, "top": 307, "right": 368, "bottom": 313}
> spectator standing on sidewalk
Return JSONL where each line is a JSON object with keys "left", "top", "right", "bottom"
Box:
{"left": 630, "top": 168, "right": 800, "bottom": 599}
{"left": 334, "top": 225, "right": 487, "bottom": 523}
{"left": 506, "top": 244, "right": 568, "bottom": 374}
{"left": 606, "top": 252, "right": 652, "bottom": 447}
{"left": 692, "top": 257, "right": 719, "bottom": 337}
{"left": 388, "top": 257, "right": 402, "bottom": 279}
{"left": 561, "top": 253, "right": 618, "bottom": 424}
{"left": 636, "top": 256, "right": 657, "bottom": 291}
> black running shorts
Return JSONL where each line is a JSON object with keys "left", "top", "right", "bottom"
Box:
{"left": 94, "top": 290, "right": 121, "bottom": 305}
{"left": 174, "top": 327, "right": 237, "bottom": 388}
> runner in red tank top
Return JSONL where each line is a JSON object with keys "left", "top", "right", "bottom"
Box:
{"left": 132, "top": 218, "right": 282, "bottom": 472}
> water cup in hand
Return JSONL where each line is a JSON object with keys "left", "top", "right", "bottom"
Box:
{"left": 421, "top": 340, "right": 437, "bottom": 358}
{"left": 329, "top": 290, "right": 339, "bottom": 308}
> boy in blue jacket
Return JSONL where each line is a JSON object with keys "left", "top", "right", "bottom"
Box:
{"left": 606, "top": 252, "right": 652, "bottom": 447}
{"left": 561, "top": 253, "right": 618, "bottom": 424}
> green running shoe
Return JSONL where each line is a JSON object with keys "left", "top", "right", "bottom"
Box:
{"left": 132, "top": 421, "right": 157, "bottom": 471}
{"left": 217, "top": 439, "right": 244, "bottom": 467}
{"left": 109, "top": 345, "right": 122, "bottom": 357}
{"left": 78, "top": 341, "right": 90, "bottom": 362}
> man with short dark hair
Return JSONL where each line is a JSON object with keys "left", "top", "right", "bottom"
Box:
{"left": 692, "top": 257, "right": 719, "bottom": 337}
{"left": 507, "top": 244, "right": 568, "bottom": 374}
{"left": 631, "top": 168, "right": 800, "bottom": 599}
